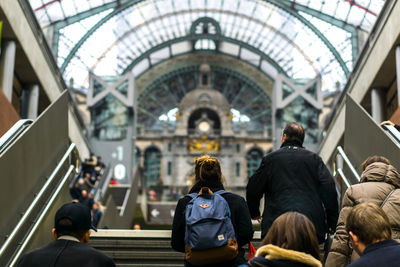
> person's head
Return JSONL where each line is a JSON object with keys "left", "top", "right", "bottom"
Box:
{"left": 262, "top": 212, "right": 320, "bottom": 260}
{"left": 346, "top": 202, "right": 391, "bottom": 255}
{"left": 281, "top": 122, "right": 305, "bottom": 145}
{"left": 85, "top": 173, "right": 91, "bottom": 178}
{"left": 81, "top": 190, "right": 87, "bottom": 198}
{"left": 361, "top": 155, "right": 390, "bottom": 171}
{"left": 133, "top": 224, "right": 141, "bottom": 230}
{"left": 92, "top": 203, "right": 98, "bottom": 210}
{"left": 194, "top": 155, "right": 222, "bottom": 183}
{"left": 52, "top": 202, "right": 97, "bottom": 243}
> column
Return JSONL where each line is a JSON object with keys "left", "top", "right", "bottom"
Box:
{"left": 0, "top": 40, "right": 16, "bottom": 102}
{"left": 27, "top": 84, "right": 39, "bottom": 119}
{"left": 396, "top": 46, "right": 400, "bottom": 106}
{"left": 371, "top": 88, "right": 385, "bottom": 122}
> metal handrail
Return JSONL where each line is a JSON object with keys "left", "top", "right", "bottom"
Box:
{"left": 337, "top": 169, "right": 351, "bottom": 189}
{"left": 119, "top": 189, "right": 131, "bottom": 216}
{"left": 336, "top": 146, "right": 360, "bottom": 182}
{"left": 0, "top": 120, "right": 33, "bottom": 154}
{"left": 94, "top": 164, "right": 112, "bottom": 202}
{"left": 0, "top": 143, "right": 76, "bottom": 258}
{"left": 9, "top": 165, "right": 75, "bottom": 267}
{"left": 383, "top": 124, "right": 400, "bottom": 145}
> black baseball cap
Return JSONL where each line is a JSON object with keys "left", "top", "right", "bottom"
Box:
{"left": 54, "top": 202, "right": 97, "bottom": 232}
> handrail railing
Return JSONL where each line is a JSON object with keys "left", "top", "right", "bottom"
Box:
{"left": 94, "top": 164, "right": 112, "bottom": 202}
{"left": 336, "top": 146, "right": 360, "bottom": 182}
{"left": 0, "top": 120, "right": 33, "bottom": 154}
{"left": 383, "top": 124, "right": 400, "bottom": 145}
{"left": 0, "top": 143, "right": 76, "bottom": 259}
{"left": 337, "top": 169, "right": 351, "bottom": 189}
{"left": 9, "top": 165, "right": 75, "bottom": 267}
{"left": 119, "top": 188, "right": 131, "bottom": 216}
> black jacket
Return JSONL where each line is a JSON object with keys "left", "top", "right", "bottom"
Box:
{"left": 171, "top": 180, "right": 254, "bottom": 267}
{"left": 246, "top": 140, "right": 339, "bottom": 243}
{"left": 17, "top": 239, "right": 115, "bottom": 267}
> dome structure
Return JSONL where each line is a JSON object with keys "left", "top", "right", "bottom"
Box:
{"left": 179, "top": 88, "right": 230, "bottom": 114}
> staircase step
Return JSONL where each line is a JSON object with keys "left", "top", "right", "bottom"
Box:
{"left": 89, "top": 230, "right": 262, "bottom": 267}
{"left": 116, "top": 264, "right": 183, "bottom": 267}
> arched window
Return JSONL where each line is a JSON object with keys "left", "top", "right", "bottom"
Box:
{"left": 247, "top": 148, "right": 263, "bottom": 178}
{"left": 144, "top": 147, "right": 161, "bottom": 186}
{"left": 194, "top": 39, "right": 216, "bottom": 50}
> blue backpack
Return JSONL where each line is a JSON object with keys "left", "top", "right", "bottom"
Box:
{"left": 184, "top": 187, "right": 238, "bottom": 265}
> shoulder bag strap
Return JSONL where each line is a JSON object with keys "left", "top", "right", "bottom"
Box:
{"left": 381, "top": 189, "right": 396, "bottom": 208}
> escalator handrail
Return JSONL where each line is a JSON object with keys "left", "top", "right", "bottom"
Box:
{"left": 0, "top": 119, "right": 33, "bottom": 154}
{"left": 0, "top": 143, "right": 76, "bottom": 259}
{"left": 9, "top": 165, "right": 75, "bottom": 267}
{"left": 383, "top": 124, "right": 400, "bottom": 145}
{"left": 336, "top": 146, "right": 360, "bottom": 182}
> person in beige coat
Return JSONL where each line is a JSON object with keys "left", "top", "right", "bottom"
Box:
{"left": 325, "top": 156, "right": 400, "bottom": 267}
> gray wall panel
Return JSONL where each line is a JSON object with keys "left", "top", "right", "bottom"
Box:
{"left": 0, "top": 91, "right": 69, "bottom": 247}
{"left": 344, "top": 95, "right": 400, "bottom": 180}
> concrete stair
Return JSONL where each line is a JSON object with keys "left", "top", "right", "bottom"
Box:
{"left": 89, "top": 230, "right": 262, "bottom": 267}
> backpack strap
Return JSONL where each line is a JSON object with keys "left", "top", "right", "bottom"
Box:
{"left": 186, "top": 189, "right": 231, "bottom": 199}
{"left": 186, "top": 192, "right": 198, "bottom": 199}
{"left": 213, "top": 190, "right": 230, "bottom": 196}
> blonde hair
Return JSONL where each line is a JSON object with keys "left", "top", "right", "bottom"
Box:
{"left": 194, "top": 155, "right": 224, "bottom": 183}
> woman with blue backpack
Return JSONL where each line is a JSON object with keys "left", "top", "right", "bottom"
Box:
{"left": 171, "top": 155, "right": 254, "bottom": 267}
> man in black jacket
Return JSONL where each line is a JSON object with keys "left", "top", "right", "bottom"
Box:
{"left": 246, "top": 122, "right": 338, "bottom": 243}
{"left": 17, "top": 202, "right": 115, "bottom": 267}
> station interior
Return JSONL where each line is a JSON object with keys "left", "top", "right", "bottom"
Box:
{"left": 1, "top": 0, "right": 400, "bottom": 266}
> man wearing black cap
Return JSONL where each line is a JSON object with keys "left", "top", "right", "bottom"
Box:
{"left": 17, "top": 202, "right": 115, "bottom": 267}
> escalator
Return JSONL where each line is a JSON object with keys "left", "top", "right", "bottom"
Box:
{"left": 332, "top": 94, "right": 400, "bottom": 199}
{"left": 0, "top": 92, "right": 76, "bottom": 266}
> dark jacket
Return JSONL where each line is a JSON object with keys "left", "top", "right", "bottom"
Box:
{"left": 80, "top": 196, "right": 94, "bottom": 210}
{"left": 245, "top": 244, "right": 322, "bottom": 267}
{"left": 16, "top": 238, "right": 115, "bottom": 267}
{"left": 246, "top": 140, "right": 339, "bottom": 243}
{"left": 69, "top": 185, "right": 82, "bottom": 200}
{"left": 171, "top": 180, "right": 254, "bottom": 267}
{"left": 347, "top": 239, "right": 400, "bottom": 267}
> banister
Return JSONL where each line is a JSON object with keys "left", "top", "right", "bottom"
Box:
{"left": 0, "top": 143, "right": 75, "bottom": 258}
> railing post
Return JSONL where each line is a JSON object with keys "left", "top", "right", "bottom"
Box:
{"left": 336, "top": 153, "right": 344, "bottom": 171}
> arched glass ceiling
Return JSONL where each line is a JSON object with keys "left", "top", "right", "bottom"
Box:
{"left": 138, "top": 65, "right": 272, "bottom": 132}
{"left": 29, "top": 0, "right": 385, "bottom": 93}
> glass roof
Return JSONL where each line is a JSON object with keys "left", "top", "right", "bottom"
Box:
{"left": 29, "top": 0, "right": 385, "bottom": 93}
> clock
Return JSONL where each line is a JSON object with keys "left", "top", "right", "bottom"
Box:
{"left": 198, "top": 121, "right": 211, "bottom": 133}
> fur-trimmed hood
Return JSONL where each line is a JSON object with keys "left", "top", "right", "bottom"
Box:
{"left": 253, "top": 244, "right": 322, "bottom": 267}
